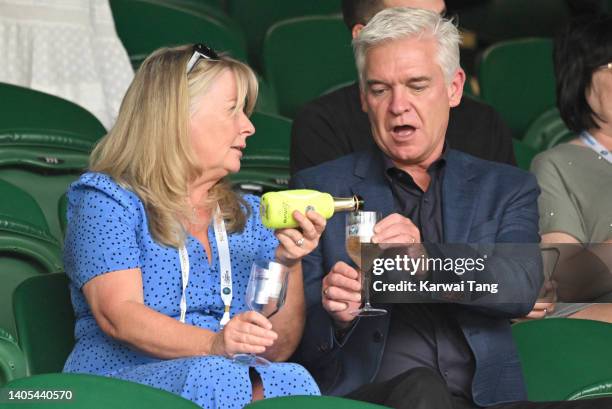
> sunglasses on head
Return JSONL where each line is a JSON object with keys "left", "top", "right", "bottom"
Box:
{"left": 185, "top": 43, "right": 220, "bottom": 74}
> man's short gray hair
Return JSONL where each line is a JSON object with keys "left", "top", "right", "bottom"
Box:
{"left": 353, "top": 7, "right": 461, "bottom": 87}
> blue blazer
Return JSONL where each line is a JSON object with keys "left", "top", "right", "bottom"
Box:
{"left": 290, "top": 148, "right": 542, "bottom": 406}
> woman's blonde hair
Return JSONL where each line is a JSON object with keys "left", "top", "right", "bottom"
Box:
{"left": 90, "top": 45, "right": 258, "bottom": 247}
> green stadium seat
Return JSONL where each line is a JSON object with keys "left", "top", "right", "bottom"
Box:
{"left": 245, "top": 396, "right": 390, "bottom": 409}
{"left": 263, "top": 15, "right": 357, "bottom": 118}
{"left": 0, "top": 328, "right": 26, "bottom": 386}
{"left": 512, "top": 318, "right": 612, "bottom": 401}
{"left": 58, "top": 194, "right": 68, "bottom": 239}
{"left": 155, "top": 0, "right": 232, "bottom": 27}
{"left": 0, "top": 128, "right": 95, "bottom": 242}
{"left": 0, "top": 83, "right": 106, "bottom": 136}
{"left": 478, "top": 38, "right": 556, "bottom": 139}
{"left": 522, "top": 107, "right": 574, "bottom": 152}
{"left": 512, "top": 138, "right": 539, "bottom": 171}
{"left": 228, "top": 0, "right": 340, "bottom": 70}
{"left": 0, "top": 83, "right": 103, "bottom": 241}
{"left": 242, "top": 112, "right": 291, "bottom": 169}
{"left": 3, "top": 373, "right": 201, "bottom": 408}
{"left": 567, "top": 380, "right": 612, "bottom": 400}
{"left": 0, "top": 180, "right": 62, "bottom": 340}
{"left": 13, "top": 274, "right": 74, "bottom": 375}
{"left": 230, "top": 169, "right": 289, "bottom": 195}
{"left": 110, "top": 0, "right": 247, "bottom": 69}
{"left": 231, "top": 112, "right": 291, "bottom": 194}
{"left": 255, "top": 76, "right": 279, "bottom": 115}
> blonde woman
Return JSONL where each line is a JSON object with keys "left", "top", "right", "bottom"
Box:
{"left": 62, "top": 44, "right": 323, "bottom": 408}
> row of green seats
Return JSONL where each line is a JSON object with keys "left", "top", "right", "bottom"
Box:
{"left": 0, "top": 82, "right": 294, "bottom": 243}
{"left": 108, "top": 1, "right": 562, "bottom": 128}
{"left": 2, "top": 272, "right": 612, "bottom": 404}
{"left": 0, "top": 180, "right": 62, "bottom": 343}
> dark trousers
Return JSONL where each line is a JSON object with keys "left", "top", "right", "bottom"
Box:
{"left": 345, "top": 367, "right": 612, "bottom": 409}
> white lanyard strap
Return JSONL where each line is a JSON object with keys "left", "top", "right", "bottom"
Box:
{"left": 580, "top": 131, "right": 612, "bottom": 164}
{"left": 178, "top": 203, "right": 232, "bottom": 328}
{"left": 212, "top": 204, "right": 232, "bottom": 328}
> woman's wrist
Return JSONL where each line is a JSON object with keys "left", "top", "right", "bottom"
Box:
{"left": 274, "top": 247, "right": 300, "bottom": 268}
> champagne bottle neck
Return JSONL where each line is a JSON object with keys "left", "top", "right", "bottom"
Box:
{"left": 332, "top": 195, "right": 364, "bottom": 212}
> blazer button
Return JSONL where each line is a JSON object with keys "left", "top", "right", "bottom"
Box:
{"left": 373, "top": 330, "right": 384, "bottom": 343}
{"left": 318, "top": 343, "right": 330, "bottom": 353}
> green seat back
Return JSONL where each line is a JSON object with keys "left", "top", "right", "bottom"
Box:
{"left": 0, "top": 83, "right": 106, "bottom": 137}
{"left": 151, "top": 0, "right": 235, "bottom": 30}
{"left": 255, "top": 76, "right": 279, "bottom": 115}
{"left": 13, "top": 274, "right": 74, "bottom": 375}
{"left": 242, "top": 112, "right": 291, "bottom": 169}
{"left": 58, "top": 193, "right": 68, "bottom": 239}
{"left": 479, "top": 38, "right": 556, "bottom": 138}
{"left": 522, "top": 108, "right": 574, "bottom": 151}
{"left": 229, "top": 0, "right": 340, "bottom": 70}
{"left": 0, "top": 180, "right": 62, "bottom": 340}
{"left": 245, "top": 396, "right": 390, "bottom": 408}
{"left": 512, "top": 138, "right": 539, "bottom": 171}
{"left": 230, "top": 169, "right": 289, "bottom": 195}
{"left": 110, "top": 0, "right": 247, "bottom": 69}
{"left": 512, "top": 318, "right": 612, "bottom": 401}
{"left": 0, "top": 328, "right": 26, "bottom": 386}
{"left": 567, "top": 380, "right": 612, "bottom": 400}
{"left": 4, "top": 373, "right": 201, "bottom": 408}
{"left": 0, "top": 128, "right": 96, "bottom": 242}
{"left": 264, "top": 15, "right": 356, "bottom": 118}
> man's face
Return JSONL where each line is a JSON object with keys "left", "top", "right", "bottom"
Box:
{"left": 360, "top": 36, "right": 464, "bottom": 167}
{"left": 383, "top": 0, "right": 446, "bottom": 15}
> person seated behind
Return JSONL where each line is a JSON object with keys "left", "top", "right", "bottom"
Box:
{"left": 291, "top": 8, "right": 612, "bottom": 409}
{"left": 526, "top": 14, "right": 612, "bottom": 323}
{"left": 290, "top": 0, "right": 516, "bottom": 175}
{"left": 62, "top": 44, "right": 324, "bottom": 408}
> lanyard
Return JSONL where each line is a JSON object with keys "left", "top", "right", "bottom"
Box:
{"left": 580, "top": 131, "right": 612, "bottom": 165}
{"left": 178, "top": 203, "right": 232, "bottom": 328}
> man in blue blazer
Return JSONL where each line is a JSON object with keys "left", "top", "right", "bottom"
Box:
{"left": 290, "top": 7, "right": 549, "bottom": 409}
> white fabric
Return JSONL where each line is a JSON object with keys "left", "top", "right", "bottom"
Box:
{"left": 0, "top": 0, "right": 134, "bottom": 129}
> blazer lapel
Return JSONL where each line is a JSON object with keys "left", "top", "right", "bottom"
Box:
{"left": 443, "top": 150, "right": 480, "bottom": 242}
{"left": 349, "top": 150, "right": 395, "bottom": 217}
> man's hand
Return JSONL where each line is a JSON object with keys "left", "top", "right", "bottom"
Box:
{"left": 372, "top": 213, "right": 421, "bottom": 244}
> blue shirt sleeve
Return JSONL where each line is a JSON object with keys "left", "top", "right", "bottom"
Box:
{"left": 63, "top": 173, "right": 142, "bottom": 288}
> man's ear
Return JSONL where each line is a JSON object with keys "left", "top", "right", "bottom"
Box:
{"left": 448, "top": 68, "right": 466, "bottom": 108}
{"left": 352, "top": 23, "right": 365, "bottom": 39}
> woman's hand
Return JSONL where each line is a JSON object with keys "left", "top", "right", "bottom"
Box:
{"left": 210, "top": 311, "right": 278, "bottom": 357}
{"left": 321, "top": 261, "right": 362, "bottom": 327}
{"left": 274, "top": 210, "right": 326, "bottom": 266}
{"left": 513, "top": 281, "right": 557, "bottom": 322}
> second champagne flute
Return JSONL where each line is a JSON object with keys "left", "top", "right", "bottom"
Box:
{"left": 233, "top": 260, "right": 289, "bottom": 366}
{"left": 345, "top": 211, "right": 387, "bottom": 317}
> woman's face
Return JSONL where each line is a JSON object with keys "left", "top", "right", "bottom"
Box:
{"left": 587, "top": 65, "right": 612, "bottom": 133}
{"left": 189, "top": 69, "right": 255, "bottom": 179}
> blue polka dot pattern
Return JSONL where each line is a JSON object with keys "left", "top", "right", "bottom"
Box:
{"left": 62, "top": 173, "right": 320, "bottom": 408}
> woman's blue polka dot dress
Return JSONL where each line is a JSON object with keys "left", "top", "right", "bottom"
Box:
{"left": 62, "top": 173, "right": 320, "bottom": 408}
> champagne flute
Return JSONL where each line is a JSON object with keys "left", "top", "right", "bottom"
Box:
{"left": 346, "top": 211, "right": 387, "bottom": 317}
{"left": 233, "top": 260, "right": 289, "bottom": 366}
